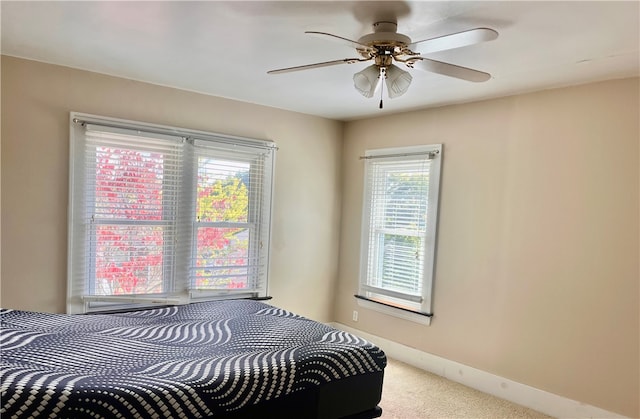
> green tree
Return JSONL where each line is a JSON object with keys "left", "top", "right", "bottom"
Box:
{"left": 195, "top": 174, "right": 250, "bottom": 289}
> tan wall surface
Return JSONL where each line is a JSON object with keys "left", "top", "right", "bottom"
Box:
{"left": 337, "top": 79, "right": 639, "bottom": 417}
{"left": 0, "top": 56, "right": 343, "bottom": 322}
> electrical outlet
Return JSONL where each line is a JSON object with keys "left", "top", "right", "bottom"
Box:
{"left": 352, "top": 310, "right": 359, "bottom": 322}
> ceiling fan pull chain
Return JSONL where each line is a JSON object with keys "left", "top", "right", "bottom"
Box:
{"left": 379, "top": 68, "right": 384, "bottom": 109}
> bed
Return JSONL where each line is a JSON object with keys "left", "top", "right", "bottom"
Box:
{"left": 0, "top": 300, "right": 386, "bottom": 418}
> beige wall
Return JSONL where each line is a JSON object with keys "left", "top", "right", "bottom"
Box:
{"left": 0, "top": 56, "right": 343, "bottom": 322}
{"left": 336, "top": 78, "right": 639, "bottom": 417}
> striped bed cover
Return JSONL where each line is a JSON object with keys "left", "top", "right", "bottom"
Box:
{"left": 0, "top": 300, "right": 386, "bottom": 418}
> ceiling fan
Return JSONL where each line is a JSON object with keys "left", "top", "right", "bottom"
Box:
{"left": 267, "top": 21, "right": 498, "bottom": 108}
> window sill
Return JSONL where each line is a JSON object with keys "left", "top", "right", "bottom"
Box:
{"left": 355, "top": 295, "right": 432, "bottom": 326}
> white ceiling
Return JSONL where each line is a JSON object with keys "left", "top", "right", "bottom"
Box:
{"left": 2, "top": 1, "right": 638, "bottom": 121}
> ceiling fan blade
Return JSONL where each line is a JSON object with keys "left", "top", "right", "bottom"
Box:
{"left": 267, "top": 58, "right": 368, "bottom": 75}
{"left": 412, "top": 58, "right": 491, "bottom": 82}
{"left": 409, "top": 28, "right": 498, "bottom": 55}
{"left": 305, "top": 31, "right": 376, "bottom": 53}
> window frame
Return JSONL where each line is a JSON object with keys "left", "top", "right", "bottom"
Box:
{"left": 357, "top": 144, "right": 442, "bottom": 325}
{"left": 67, "top": 112, "right": 276, "bottom": 314}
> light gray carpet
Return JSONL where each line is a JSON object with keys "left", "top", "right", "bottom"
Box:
{"left": 379, "top": 358, "right": 552, "bottom": 418}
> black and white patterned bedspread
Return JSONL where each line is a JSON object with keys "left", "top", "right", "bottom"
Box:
{"left": 0, "top": 300, "right": 386, "bottom": 418}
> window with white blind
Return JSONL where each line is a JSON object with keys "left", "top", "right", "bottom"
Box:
{"left": 68, "top": 113, "right": 275, "bottom": 314}
{"left": 357, "top": 145, "right": 442, "bottom": 325}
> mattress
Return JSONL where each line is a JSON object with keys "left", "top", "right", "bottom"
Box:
{"left": 0, "top": 300, "right": 386, "bottom": 418}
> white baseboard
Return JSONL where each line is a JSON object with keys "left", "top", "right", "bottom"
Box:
{"left": 330, "top": 322, "right": 627, "bottom": 419}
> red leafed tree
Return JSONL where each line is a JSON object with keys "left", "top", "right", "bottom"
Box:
{"left": 93, "top": 147, "right": 165, "bottom": 295}
{"left": 93, "top": 148, "right": 249, "bottom": 295}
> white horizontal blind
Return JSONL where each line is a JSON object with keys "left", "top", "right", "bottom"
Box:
{"left": 68, "top": 113, "right": 276, "bottom": 313}
{"left": 359, "top": 145, "right": 442, "bottom": 314}
{"left": 83, "top": 126, "right": 184, "bottom": 298}
{"left": 366, "top": 159, "right": 430, "bottom": 300}
{"left": 189, "top": 141, "right": 274, "bottom": 298}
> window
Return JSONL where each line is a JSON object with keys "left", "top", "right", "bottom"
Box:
{"left": 357, "top": 145, "right": 442, "bottom": 325}
{"left": 68, "top": 113, "right": 275, "bottom": 314}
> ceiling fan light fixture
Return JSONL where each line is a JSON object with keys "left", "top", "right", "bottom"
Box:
{"left": 385, "top": 64, "right": 412, "bottom": 98}
{"left": 353, "top": 64, "right": 381, "bottom": 98}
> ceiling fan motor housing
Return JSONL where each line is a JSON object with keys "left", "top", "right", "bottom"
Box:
{"left": 357, "top": 21, "right": 412, "bottom": 47}
{"left": 357, "top": 21, "right": 414, "bottom": 62}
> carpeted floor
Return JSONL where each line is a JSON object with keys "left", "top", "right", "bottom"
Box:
{"left": 379, "top": 358, "right": 552, "bottom": 418}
